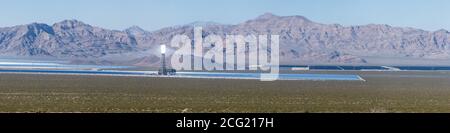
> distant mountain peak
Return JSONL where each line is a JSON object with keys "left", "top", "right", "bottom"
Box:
{"left": 434, "top": 29, "right": 449, "bottom": 33}
{"left": 25, "top": 23, "right": 54, "bottom": 34}
{"left": 125, "top": 25, "right": 145, "bottom": 31}
{"left": 250, "top": 13, "right": 311, "bottom": 24}
{"left": 52, "top": 19, "right": 91, "bottom": 29}
{"left": 255, "top": 12, "right": 279, "bottom": 20}
{"left": 187, "top": 21, "right": 222, "bottom": 27}
{"left": 28, "top": 22, "right": 49, "bottom": 26}
{"left": 56, "top": 19, "right": 85, "bottom": 24}
{"left": 124, "top": 25, "right": 148, "bottom": 35}
{"left": 290, "top": 15, "right": 311, "bottom": 21}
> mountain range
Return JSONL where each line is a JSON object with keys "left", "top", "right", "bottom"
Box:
{"left": 1, "top": 13, "right": 450, "bottom": 66}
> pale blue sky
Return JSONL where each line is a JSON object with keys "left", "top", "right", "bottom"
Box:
{"left": 0, "top": 0, "right": 449, "bottom": 31}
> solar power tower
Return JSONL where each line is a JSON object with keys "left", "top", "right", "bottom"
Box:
{"left": 159, "top": 44, "right": 167, "bottom": 75}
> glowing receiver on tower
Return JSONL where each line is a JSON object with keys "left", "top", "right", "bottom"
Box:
{"left": 160, "top": 44, "right": 166, "bottom": 54}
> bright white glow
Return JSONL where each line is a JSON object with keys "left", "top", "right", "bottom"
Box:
{"left": 160, "top": 44, "right": 166, "bottom": 54}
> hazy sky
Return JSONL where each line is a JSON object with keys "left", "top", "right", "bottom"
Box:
{"left": 1, "top": 0, "right": 449, "bottom": 31}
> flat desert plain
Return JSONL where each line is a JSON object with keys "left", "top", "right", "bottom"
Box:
{"left": 0, "top": 71, "right": 449, "bottom": 113}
